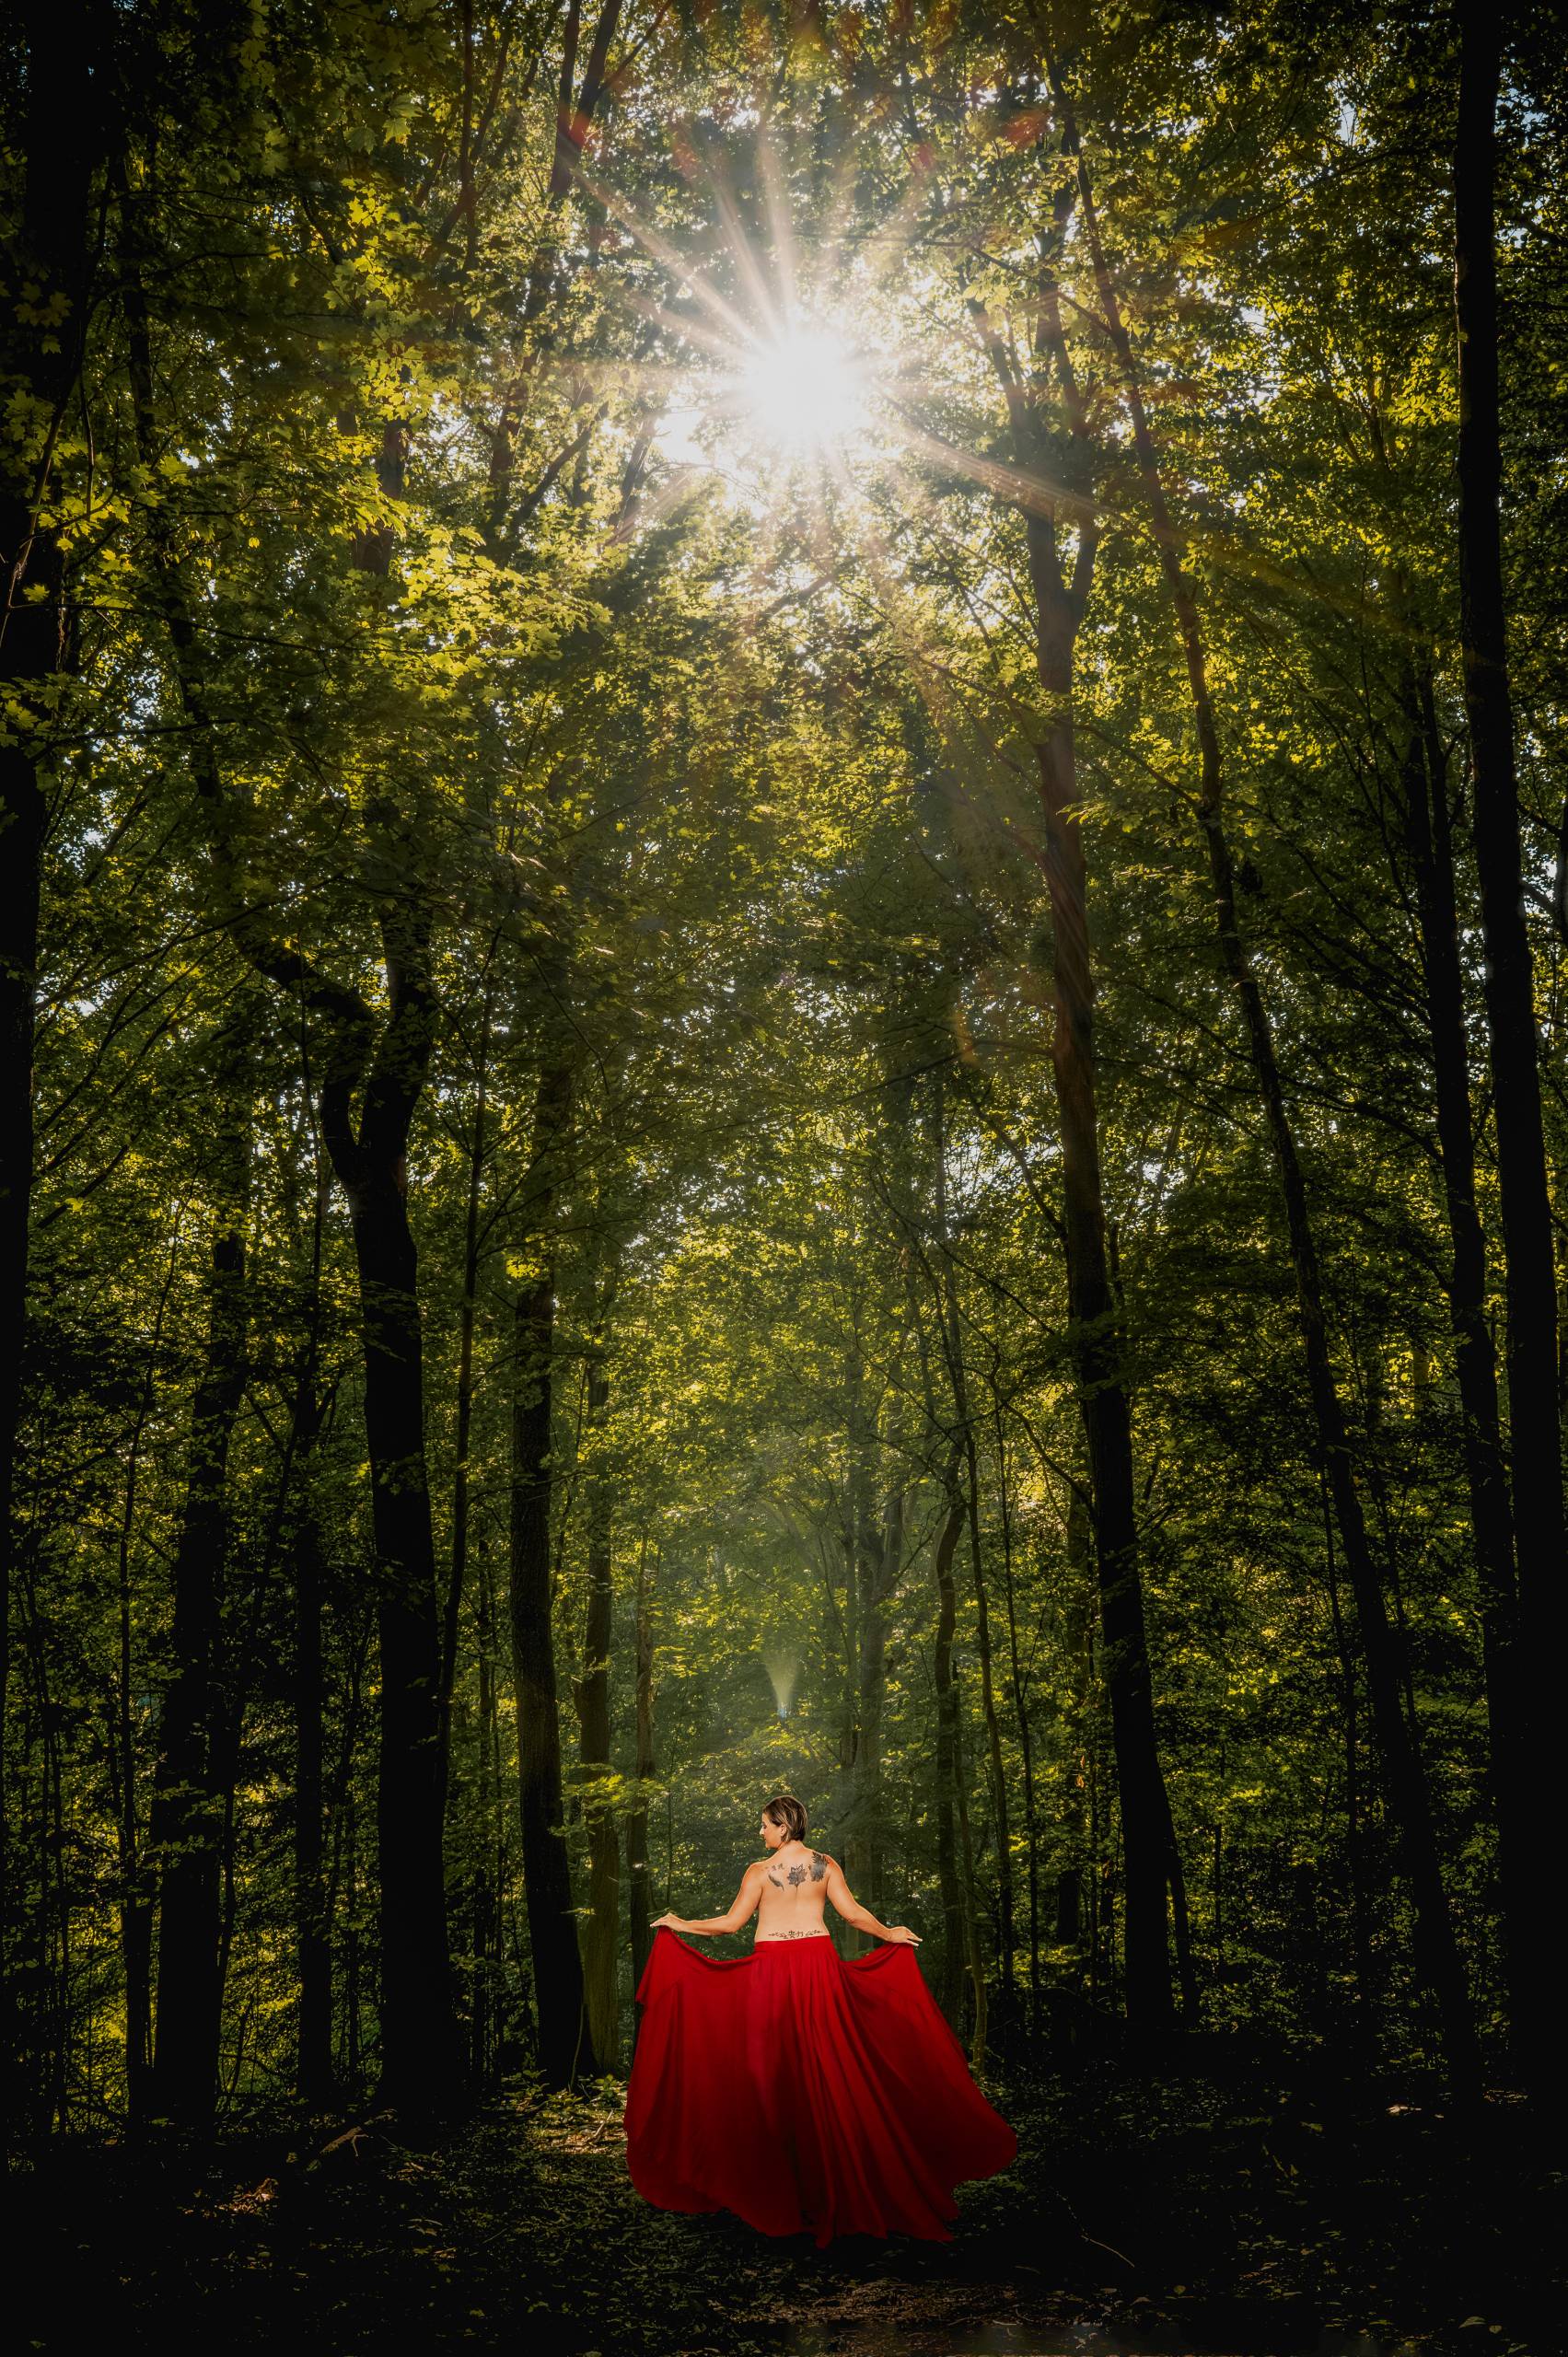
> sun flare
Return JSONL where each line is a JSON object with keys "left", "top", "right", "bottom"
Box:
{"left": 734, "top": 325, "right": 868, "bottom": 454}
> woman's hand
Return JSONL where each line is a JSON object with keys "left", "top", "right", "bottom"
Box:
{"left": 884, "top": 1925, "right": 921, "bottom": 1945}
{"left": 651, "top": 1911, "right": 685, "bottom": 1933}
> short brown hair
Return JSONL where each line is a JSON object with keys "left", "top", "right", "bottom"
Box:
{"left": 763, "top": 1793, "right": 808, "bottom": 1843}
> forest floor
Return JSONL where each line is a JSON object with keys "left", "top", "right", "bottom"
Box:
{"left": 11, "top": 2042, "right": 1562, "bottom": 2357}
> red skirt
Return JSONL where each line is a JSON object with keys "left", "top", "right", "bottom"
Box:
{"left": 623, "top": 1928, "right": 1016, "bottom": 2247}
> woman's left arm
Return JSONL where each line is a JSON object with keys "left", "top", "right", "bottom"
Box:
{"left": 653, "top": 1862, "right": 765, "bottom": 1937}
{"left": 823, "top": 1855, "right": 921, "bottom": 1944}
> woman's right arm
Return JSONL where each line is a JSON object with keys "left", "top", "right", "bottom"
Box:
{"left": 823, "top": 1857, "right": 921, "bottom": 1945}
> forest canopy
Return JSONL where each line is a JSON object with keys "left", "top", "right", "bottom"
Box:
{"left": 2, "top": 0, "right": 1564, "bottom": 2149}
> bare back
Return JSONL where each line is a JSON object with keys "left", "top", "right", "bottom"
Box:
{"left": 652, "top": 1831, "right": 916, "bottom": 1947}
{"left": 753, "top": 1841, "right": 832, "bottom": 1940}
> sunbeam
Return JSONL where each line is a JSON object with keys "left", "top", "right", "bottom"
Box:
{"left": 762, "top": 1649, "right": 799, "bottom": 1721}
{"left": 733, "top": 324, "right": 868, "bottom": 455}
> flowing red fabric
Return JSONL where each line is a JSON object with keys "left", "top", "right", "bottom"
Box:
{"left": 623, "top": 1929, "right": 1016, "bottom": 2247}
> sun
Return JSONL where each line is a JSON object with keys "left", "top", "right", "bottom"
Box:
{"left": 733, "top": 324, "right": 868, "bottom": 455}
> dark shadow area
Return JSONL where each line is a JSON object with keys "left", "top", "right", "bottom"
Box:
{"left": 10, "top": 2044, "right": 1558, "bottom": 2357}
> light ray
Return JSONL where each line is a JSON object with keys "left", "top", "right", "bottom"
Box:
{"left": 763, "top": 1649, "right": 799, "bottom": 1721}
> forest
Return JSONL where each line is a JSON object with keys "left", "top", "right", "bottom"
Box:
{"left": 2, "top": 1, "right": 1564, "bottom": 2351}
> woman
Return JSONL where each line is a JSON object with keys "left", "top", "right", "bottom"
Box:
{"left": 623, "top": 1793, "right": 1016, "bottom": 2247}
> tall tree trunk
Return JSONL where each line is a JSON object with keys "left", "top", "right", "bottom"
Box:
{"left": 343, "top": 1787, "right": 362, "bottom": 2096}
{"left": 342, "top": 456, "right": 457, "bottom": 2128}
{"left": 1453, "top": 0, "right": 1566, "bottom": 2095}
{"left": 112, "top": 1229, "right": 181, "bottom": 2123}
{"left": 441, "top": 982, "right": 492, "bottom": 1822}
{"left": 931, "top": 1469, "right": 970, "bottom": 2030}
{"left": 895, "top": 1054, "right": 989, "bottom": 2045}
{"left": 1400, "top": 666, "right": 1531, "bottom": 2061}
{"left": 847, "top": 1411, "right": 899, "bottom": 1959}
{"left": 289, "top": 1323, "right": 332, "bottom": 2110}
{"left": 836, "top": 1341, "right": 875, "bottom": 1958}
{"left": 993, "top": 1402, "right": 1042, "bottom": 2038}
{"left": 294, "top": 1478, "right": 332, "bottom": 2108}
{"left": 1051, "top": 63, "right": 1479, "bottom": 2091}
{"left": 970, "top": 205, "right": 1179, "bottom": 2030}
{"left": 626, "top": 1537, "right": 656, "bottom": 2008}
{"left": 963, "top": 1435, "right": 1014, "bottom": 2028}
{"left": 108, "top": 1649, "right": 154, "bottom": 2119}
{"left": 149, "top": 1012, "right": 252, "bottom": 2131}
{"left": 952, "top": 1643, "right": 989, "bottom": 2071}
{"left": 574, "top": 1341, "right": 620, "bottom": 2074}
{"left": 1058, "top": 1474, "right": 1094, "bottom": 1951}
{"left": 1034, "top": 621, "right": 1175, "bottom": 2033}
{"left": 510, "top": 1056, "right": 595, "bottom": 2086}
{"left": 932, "top": 1070, "right": 1016, "bottom": 2025}
{"left": 323, "top": 885, "right": 461, "bottom": 2118}
{"left": 851, "top": 1051, "right": 919, "bottom": 1946}
{"left": 1322, "top": 1473, "right": 1375, "bottom": 2038}
{"left": 288, "top": 1116, "right": 333, "bottom": 2110}
{"left": 472, "top": 1535, "right": 503, "bottom": 2084}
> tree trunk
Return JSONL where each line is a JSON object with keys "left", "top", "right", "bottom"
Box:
{"left": 931, "top": 1470, "right": 970, "bottom": 2030}
{"left": 343, "top": 1788, "right": 362, "bottom": 2096}
{"left": 1322, "top": 1473, "right": 1375, "bottom": 2038}
{"left": 1453, "top": 0, "right": 1566, "bottom": 2095}
{"left": 1059, "top": 1474, "right": 1094, "bottom": 1953}
{"left": 287, "top": 1374, "right": 331, "bottom": 2114}
{"left": 970, "top": 202, "right": 1179, "bottom": 2031}
{"left": 846, "top": 1427, "right": 898, "bottom": 1959}
{"left": 315, "top": 719, "right": 460, "bottom": 2114}
{"left": 932, "top": 1451, "right": 986, "bottom": 2057}
{"left": 962, "top": 1427, "right": 1013, "bottom": 2026}
{"left": 112, "top": 1231, "right": 181, "bottom": 2123}
{"left": 1400, "top": 668, "right": 1533, "bottom": 2061}
{"left": 930, "top": 1068, "right": 1016, "bottom": 2026}
{"left": 574, "top": 1344, "right": 620, "bottom": 2074}
{"left": 441, "top": 985, "right": 492, "bottom": 1824}
{"left": 851, "top": 1053, "right": 919, "bottom": 1947}
{"left": 341, "top": 456, "right": 458, "bottom": 2127}
{"left": 626, "top": 1538, "right": 656, "bottom": 2008}
{"left": 294, "top": 1481, "right": 332, "bottom": 2108}
{"left": 510, "top": 1056, "right": 595, "bottom": 2086}
{"left": 466, "top": 1534, "right": 498, "bottom": 2084}
{"left": 1033, "top": 644, "right": 1176, "bottom": 2033}
{"left": 149, "top": 1012, "right": 252, "bottom": 2131}
{"left": 285, "top": 1120, "right": 333, "bottom": 2111}
{"left": 993, "top": 1403, "right": 1042, "bottom": 2037}
{"left": 952, "top": 1639, "right": 989, "bottom": 2071}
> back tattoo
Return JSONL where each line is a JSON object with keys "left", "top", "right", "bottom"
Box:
{"left": 768, "top": 1850, "right": 829, "bottom": 1890}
